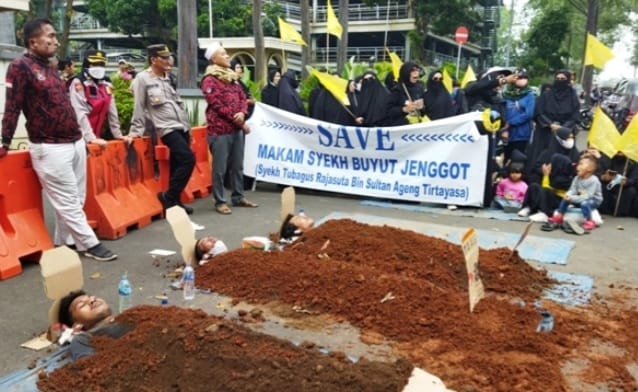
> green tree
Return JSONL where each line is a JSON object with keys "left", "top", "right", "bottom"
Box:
{"left": 518, "top": 5, "right": 572, "bottom": 77}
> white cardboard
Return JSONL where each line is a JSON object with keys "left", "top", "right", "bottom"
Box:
{"left": 165, "top": 206, "right": 197, "bottom": 264}
{"left": 402, "top": 367, "right": 455, "bottom": 392}
{"left": 40, "top": 246, "right": 83, "bottom": 301}
{"left": 281, "top": 186, "right": 295, "bottom": 224}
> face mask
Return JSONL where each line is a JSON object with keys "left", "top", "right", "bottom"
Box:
{"left": 557, "top": 135, "right": 574, "bottom": 150}
{"left": 88, "top": 66, "right": 106, "bottom": 80}
{"left": 554, "top": 79, "right": 569, "bottom": 89}
{"left": 210, "top": 240, "right": 228, "bottom": 257}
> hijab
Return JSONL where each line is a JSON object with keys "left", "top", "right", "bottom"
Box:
{"left": 423, "top": 69, "right": 454, "bottom": 120}
{"left": 357, "top": 71, "right": 390, "bottom": 126}
{"left": 277, "top": 70, "right": 306, "bottom": 116}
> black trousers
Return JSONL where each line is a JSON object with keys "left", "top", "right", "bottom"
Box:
{"left": 523, "top": 183, "right": 562, "bottom": 216}
{"left": 162, "top": 130, "right": 195, "bottom": 204}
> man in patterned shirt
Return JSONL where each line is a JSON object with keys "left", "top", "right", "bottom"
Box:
{"left": 0, "top": 18, "right": 117, "bottom": 261}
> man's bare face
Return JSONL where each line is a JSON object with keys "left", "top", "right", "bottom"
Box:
{"left": 69, "top": 295, "right": 112, "bottom": 330}
{"left": 30, "top": 23, "right": 59, "bottom": 58}
{"left": 289, "top": 215, "right": 314, "bottom": 233}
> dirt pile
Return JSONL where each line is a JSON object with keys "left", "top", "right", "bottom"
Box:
{"left": 37, "top": 219, "right": 638, "bottom": 391}
{"left": 37, "top": 306, "right": 413, "bottom": 392}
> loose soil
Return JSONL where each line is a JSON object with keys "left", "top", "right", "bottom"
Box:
{"left": 38, "top": 219, "right": 638, "bottom": 391}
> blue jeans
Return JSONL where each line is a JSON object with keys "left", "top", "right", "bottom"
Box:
{"left": 557, "top": 199, "right": 600, "bottom": 220}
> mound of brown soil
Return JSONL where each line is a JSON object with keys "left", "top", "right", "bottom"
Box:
{"left": 37, "top": 219, "right": 638, "bottom": 391}
{"left": 37, "top": 306, "right": 413, "bottom": 392}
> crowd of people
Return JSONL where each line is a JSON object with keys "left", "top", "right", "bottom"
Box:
{"left": 2, "top": 18, "right": 638, "bottom": 270}
{"left": 264, "top": 62, "right": 638, "bottom": 231}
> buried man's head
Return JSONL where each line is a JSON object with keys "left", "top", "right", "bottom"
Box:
{"left": 194, "top": 236, "right": 228, "bottom": 265}
{"left": 279, "top": 213, "right": 315, "bottom": 240}
{"left": 58, "top": 290, "right": 112, "bottom": 330}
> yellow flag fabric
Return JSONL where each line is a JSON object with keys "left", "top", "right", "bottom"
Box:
{"left": 326, "top": 2, "right": 343, "bottom": 39}
{"left": 461, "top": 65, "right": 477, "bottom": 88}
{"left": 442, "top": 69, "right": 453, "bottom": 93}
{"left": 588, "top": 106, "right": 621, "bottom": 158}
{"left": 278, "top": 17, "right": 307, "bottom": 46}
{"left": 584, "top": 33, "right": 614, "bottom": 69}
{"left": 386, "top": 49, "right": 402, "bottom": 81}
{"left": 618, "top": 115, "right": 638, "bottom": 162}
{"left": 310, "top": 68, "right": 350, "bottom": 106}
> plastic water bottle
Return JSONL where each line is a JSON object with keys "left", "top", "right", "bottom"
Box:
{"left": 118, "top": 273, "right": 133, "bottom": 313}
{"left": 298, "top": 208, "right": 306, "bottom": 217}
{"left": 536, "top": 310, "right": 554, "bottom": 332}
{"left": 182, "top": 264, "right": 195, "bottom": 300}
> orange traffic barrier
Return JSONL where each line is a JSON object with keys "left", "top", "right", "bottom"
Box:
{"left": 84, "top": 139, "right": 163, "bottom": 240}
{"left": 0, "top": 150, "right": 53, "bottom": 280}
{"left": 155, "top": 126, "right": 212, "bottom": 203}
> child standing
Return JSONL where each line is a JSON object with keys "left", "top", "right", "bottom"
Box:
{"left": 547, "top": 156, "right": 603, "bottom": 230}
{"left": 493, "top": 161, "right": 528, "bottom": 212}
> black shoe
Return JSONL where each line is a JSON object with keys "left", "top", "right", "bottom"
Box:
{"left": 84, "top": 243, "right": 117, "bottom": 261}
{"left": 157, "top": 192, "right": 176, "bottom": 210}
{"left": 177, "top": 202, "right": 194, "bottom": 215}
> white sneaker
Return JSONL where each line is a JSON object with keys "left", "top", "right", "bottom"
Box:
{"left": 529, "top": 212, "right": 549, "bottom": 223}
{"left": 591, "top": 209, "right": 604, "bottom": 226}
{"left": 447, "top": 205, "right": 458, "bottom": 211}
{"left": 517, "top": 207, "right": 531, "bottom": 217}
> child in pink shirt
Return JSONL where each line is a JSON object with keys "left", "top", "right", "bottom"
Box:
{"left": 493, "top": 161, "right": 528, "bottom": 212}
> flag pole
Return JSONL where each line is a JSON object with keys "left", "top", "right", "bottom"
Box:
{"left": 326, "top": 31, "right": 329, "bottom": 70}
{"left": 613, "top": 159, "right": 630, "bottom": 216}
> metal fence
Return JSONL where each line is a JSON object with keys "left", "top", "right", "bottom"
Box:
{"left": 282, "top": 1, "right": 411, "bottom": 22}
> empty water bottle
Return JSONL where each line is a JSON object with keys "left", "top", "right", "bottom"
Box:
{"left": 536, "top": 310, "right": 554, "bottom": 332}
{"left": 182, "top": 263, "right": 195, "bottom": 300}
{"left": 118, "top": 273, "right": 133, "bottom": 313}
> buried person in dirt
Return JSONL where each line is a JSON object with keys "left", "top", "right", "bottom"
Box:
{"left": 279, "top": 213, "right": 315, "bottom": 241}
{"left": 55, "top": 291, "right": 132, "bottom": 361}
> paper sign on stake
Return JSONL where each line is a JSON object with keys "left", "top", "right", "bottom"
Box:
{"left": 461, "top": 228, "right": 485, "bottom": 312}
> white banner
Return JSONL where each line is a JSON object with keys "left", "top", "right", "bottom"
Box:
{"left": 245, "top": 103, "right": 488, "bottom": 206}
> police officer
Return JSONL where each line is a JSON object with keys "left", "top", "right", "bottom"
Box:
{"left": 69, "top": 49, "right": 131, "bottom": 146}
{"left": 128, "top": 44, "right": 195, "bottom": 215}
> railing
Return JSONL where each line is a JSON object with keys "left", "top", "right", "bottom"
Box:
{"left": 70, "top": 14, "right": 103, "bottom": 30}
{"left": 312, "top": 45, "right": 406, "bottom": 64}
{"left": 282, "top": 1, "right": 412, "bottom": 23}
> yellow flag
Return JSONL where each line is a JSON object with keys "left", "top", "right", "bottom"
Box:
{"left": 584, "top": 33, "right": 614, "bottom": 69}
{"left": 461, "top": 64, "right": 477, "bottom": 88}
{"left": 310, "top": 67, "right": 350, "bottom": 106}
{"left": 386, "top": 49, "right": 402, "bottom": 81}
{"left": 326, "top": 2, "right": 343, "bottom": 39}
{"left": 588, "top": 106, "right": 621, "bottom": 158}
{"left": 618, "top": 114, "right": 638, "bottom": 162}
{"left": 442, "top": 69, "right": 453, "bottom": 93}
{"left": 278, "top": 17, "right": 307, "bottom": 46}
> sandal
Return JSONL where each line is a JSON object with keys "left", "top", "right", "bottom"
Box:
{"left": 540, "top": 222, "right": 559, "bottom": 232}
{"left": 561, "top": 219, "right": 585, "bottom": 235}
{"left": 234, "top": 199, "right": 258, "bottom": 208}
{"left": 215, "top": 203, "right": 232, "bottom": 215}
